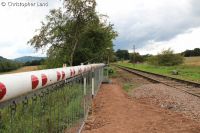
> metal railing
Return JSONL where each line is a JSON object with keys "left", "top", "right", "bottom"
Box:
{"left": 0, "top": 64, "right": 105, "bottom": 133}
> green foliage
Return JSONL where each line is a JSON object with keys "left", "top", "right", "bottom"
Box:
{"left": 182, "top": 48, "right": 200, "bottom": 57}
{"left": 129, "top": 52, "right": 144, "bottom": 63}
{"left": 115, "top": 49, "right": 129, "bottom": 61}
{"left": 148, "top": 49, "right": 184, "bottom": 66}
{"left": 24, "top": 59, "right": 45, "bottom": 66}
{"left": 123, "top": 83, "right": 134, "bottom": 92}
{"left": 147, "top": 56, "right": 159, "bottom": 65}
{"left": 29, "top": 0, "right": 117, "bottom": 68}
{"left": 74, "top": 20, "right": 117, "bottom": 65}
{"left": 0, "top": 56, "right": 22, "bottom": 72}
{"left": 142, "top": 54, "right": 153, "bottom": 61}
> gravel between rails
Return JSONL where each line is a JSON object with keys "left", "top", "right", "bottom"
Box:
{"left": 131, "top": 83, "right": 200, "bottom": 122}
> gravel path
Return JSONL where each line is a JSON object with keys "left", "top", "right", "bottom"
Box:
{"left": 131, "top": 83, "right": 200, "bottom": 122}
{"left": 82, "top": 80, "right": 200, "bottom": 133}
{"left": 116, "top": 67, "right": 200, "bottom": 122}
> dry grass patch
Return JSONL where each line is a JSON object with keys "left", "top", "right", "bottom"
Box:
{"left": 0, "top": 66, "right": 39, "bottom": 75}
{"left": 184, "top": 56, "right": 200, "bottom": 66}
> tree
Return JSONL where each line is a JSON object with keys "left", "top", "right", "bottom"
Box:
{"left": 24, "top": 59, "right": 45, "bottom": 66}
{"left": 182, "top": 48, "right": 200, "bottom": 57}
{"left": 28, "top": 0, "right": 117, "bottom": 67}
{"left": 142, "top": 54, "right": 152, "bottom": 61}
{"left": 115, "top": 49, "right": 129, "bottom": 61}
{"left": 183, "top": 50, "right": 193, "bottom": 57}
{"left": 129, "top": 52, "right": 144, "bottom": 63}
{"left": 193, "top": 48, "right": 200, "bottom": 56}
{"left": 0, "top": 56, "right": 22, "bottom": 72}
{"left": 148, "top": 49, "right": 184, "bottom": 66}
{"left": 64, "top": 0, "right": 97, "bottom": 66}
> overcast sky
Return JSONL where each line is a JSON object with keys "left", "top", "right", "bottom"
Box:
{"left": 0, "top": 0, "right": 200, "bottom": 59}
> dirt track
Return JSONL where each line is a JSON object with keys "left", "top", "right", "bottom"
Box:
{"left": 83, "top": 73, "right": 200, "bottom": 133}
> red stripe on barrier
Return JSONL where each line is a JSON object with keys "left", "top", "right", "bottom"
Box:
{"left": 70, "top": 69, "right": 73, "bottom": 77}
{"left": 31, "top": 75, "right": 39, "bottom": 89}
{"left": 62, "top": 71, "right": 65, "bottom": 80}
{"left": 0, "top": 82, "right": 6, "bottom": 100}
{"left": 41, "top": 74, "right": 48, "bottom": 86}
{"left": 73, "top": 69, "right": 75, "bottom": 76}
{"left": 57, "top": 72, "right": 61, "bottom": 81}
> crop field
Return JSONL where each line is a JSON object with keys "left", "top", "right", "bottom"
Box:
{"left": 184, "top": 56, "right": 200, "bottom": 66}
{"left": 0, "top": 66, "right": 40, "bottom": 75}
{"left": 117, "top": 57, "right": 200, "bottom": 83}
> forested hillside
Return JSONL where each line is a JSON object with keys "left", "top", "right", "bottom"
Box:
{"left": 15, "top": 56, "right": 45, "bottom": 63}
{"left": 0, "top": 56, "right": 22, "bottom": 72}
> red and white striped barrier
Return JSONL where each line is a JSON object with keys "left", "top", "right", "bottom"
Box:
{"left": 0, "top": 63, "right": 105, "bottom": 103}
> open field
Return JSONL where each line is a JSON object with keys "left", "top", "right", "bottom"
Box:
{"left": 0, "top": 66, "right": 40, "bottom": 75}
{"left": 184, "top": 56, "right": 200, "bottom": 66}
{"left": 116, "top": 62, "right": 200, "bottom": 83}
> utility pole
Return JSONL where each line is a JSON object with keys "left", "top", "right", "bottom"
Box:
{"left": 106, "top": 47, "right": 110, "bottom": 66}
{"left": 60, "top": 0, "right": 65, "bottom": 18}
{"left": 133, "top": 45, "right": 136, "bottom": 65}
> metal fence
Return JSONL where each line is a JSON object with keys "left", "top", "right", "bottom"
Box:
{"left": 0, "top": 65, "right": 105, "bottom": 133}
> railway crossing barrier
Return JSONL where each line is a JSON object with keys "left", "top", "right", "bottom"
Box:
{"left": 0, "top": 63, "right": 105, "bottom": 133}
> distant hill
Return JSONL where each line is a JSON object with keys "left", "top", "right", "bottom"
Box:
{"left": 0, "top": 56, "right": 14, "bottom": 62}
{"left": 15, "top": 56, "right": 46, "bottom": 63}
{"left": 0, "top": 56, "right": 5, "bottom": 61}
{"left": 0, "top": 56, "right": 22, "bottom": 72}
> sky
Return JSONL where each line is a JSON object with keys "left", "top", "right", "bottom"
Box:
{"left": 0, "top": 0, "right": 200, "bottom": 59}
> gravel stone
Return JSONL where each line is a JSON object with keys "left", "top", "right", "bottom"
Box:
{"left": 131, "top": 83, "right": 200, "bottom": 122}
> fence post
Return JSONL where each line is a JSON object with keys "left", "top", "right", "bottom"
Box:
{"left": 84, "top": 77, "right": 87, "bottom": 98}
{"left": 92, "top": 68, "right": 94, "bottom": 99}
{"left": 83, "top": 76, "right": 87, "bottom": 119}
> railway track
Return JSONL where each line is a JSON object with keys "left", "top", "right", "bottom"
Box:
{"left": 116, "top": 65, "right": 200, "bottom": 97}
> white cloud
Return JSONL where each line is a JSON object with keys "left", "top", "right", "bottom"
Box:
{"left": 0, "top": 0, "right": 62, "bottom": 59}
{"left": 0, "top": 0, "right": 200, "bottom": 58}
{"left": 134, "top": 27, "right": 200, "bottom": 55}
{"left": 97, "top": 0, "right": 200, "bottom": 52}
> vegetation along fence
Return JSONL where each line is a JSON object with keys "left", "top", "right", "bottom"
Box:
{"left": 0, "top": 63, "right": 105, "bottom": 133}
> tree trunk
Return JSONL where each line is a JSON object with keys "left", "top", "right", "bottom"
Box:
{"left": 70, "top": 38, "right": 78, "bottom": 66}
{"left": 69, "top": 22, "right": 80, "bottom": 66}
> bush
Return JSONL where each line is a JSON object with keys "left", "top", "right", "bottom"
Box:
{"left": 147, "top": 56, "right": 159, "bottom": 65}
{"left": 24, "top": 59, "right": 45, "bottom": 66}
{"left": 129, "top": 52, "right": 145, "bottom": 63}
{"left": 148, "top": 49, "right": 184, "bottom": 66}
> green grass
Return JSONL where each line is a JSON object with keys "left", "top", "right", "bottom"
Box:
{"left": 103, "top": 66, "right": 118, "bottom": 78}
{"left": 123, "top": 83, "right": 135, "bottom": 92}
{"left": 117, "top": 62, "right": 200, "bottom": 83}
{"left": 108, "top": 67, "right": 117, "bottom": 78}
{"left": 0, "top": 84, "right": 84, "bottom": 133}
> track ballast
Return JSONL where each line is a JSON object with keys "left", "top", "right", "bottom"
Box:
{"left": 116, "top": 65, "right": 200, "bottom": 98}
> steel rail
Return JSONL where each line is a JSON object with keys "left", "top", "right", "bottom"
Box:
{"left": 115, "top": 65, "right": 200, "bottom": 98}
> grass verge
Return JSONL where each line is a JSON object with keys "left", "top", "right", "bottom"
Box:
{"left": 117, "top": 62, "right": 200, "bottom": 83}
